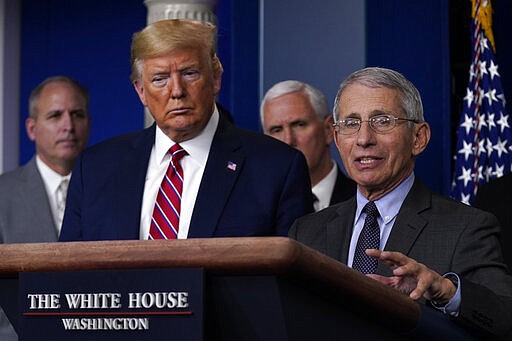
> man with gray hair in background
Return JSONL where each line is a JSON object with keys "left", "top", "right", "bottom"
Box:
{"left": 261, "top": 80, "right": 355, "bottom": 211}
{"left": 0, "top": 75, "right": 91, "bottom": 340}
{"left": 0, "top": 76, "right": 91, "bottom": 243}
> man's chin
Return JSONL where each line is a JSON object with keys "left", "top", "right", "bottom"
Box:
{"left": 160, "top": 121, "right": 206, "bottom": 141}
{"left": 57, "top": 147, "right": 81, "bottom": 158}
{"left": 57, "top": 139, "right": 79, "bottom": 147}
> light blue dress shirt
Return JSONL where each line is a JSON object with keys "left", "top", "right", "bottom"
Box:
{"left": 348, "top": 172, "right": 461, "bottom": 315}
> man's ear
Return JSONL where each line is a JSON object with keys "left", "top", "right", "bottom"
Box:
{"left": 25, "top": 117, "right": 36, "bottom": 142}
{"left": 133, "top": 81, "right": 147, "bottom": 106}
{"left": 323, "top": 115, "right": 334, "bottom": 144}
{"left": 212, "top": 54, "right": 223, "bottom": 96}
{"left": 333, "top": 127, "right": 342, "bottom": 151}
{"left": 412, "top": 122, "right": 431, "bottom": 157}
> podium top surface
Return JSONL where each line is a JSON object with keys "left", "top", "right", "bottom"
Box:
{"left": 0, "top": 237, "right": 419, "bottom": 332}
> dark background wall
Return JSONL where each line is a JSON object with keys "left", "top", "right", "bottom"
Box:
{"left": 366, "top": 0, "right": 451, "bottom": 195}
{"left": 18, "top": 0, "right": 512, "bottom": 196}
{"left": 261, "top": 0, "right": 365, "bottom": 112}
{"left": 20, "top": 0, "right": 147, "bottom": 164}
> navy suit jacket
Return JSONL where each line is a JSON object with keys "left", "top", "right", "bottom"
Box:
{"left": 290, "top": 178, "right": 512, "bottom": 338}
{"left": 60, "top": 115, "right": 313, "bottom": 241}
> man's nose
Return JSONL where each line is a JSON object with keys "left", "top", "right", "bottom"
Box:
{"left": 356, "top": 121, "right": 376, "bottom": 147}
{"left": 169, "top": 75, "right": 185, "bottom": 99}
{"left": 283, "top": 128, "right": 297, "bottom": 146}
{"left": 61, "top": 111, "right": 74, "bottom": 131}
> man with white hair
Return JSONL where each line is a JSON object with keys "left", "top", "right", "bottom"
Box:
{"left": 261, "top": 80, "right": 355, "bottom": 211}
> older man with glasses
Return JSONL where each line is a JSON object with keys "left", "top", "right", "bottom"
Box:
{"left": 289, "top": 67, "right": 512, "bottom": 339}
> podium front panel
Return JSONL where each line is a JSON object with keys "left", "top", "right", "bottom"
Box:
{"left": 19, "top": 268, "right": 203, "bottom": 341}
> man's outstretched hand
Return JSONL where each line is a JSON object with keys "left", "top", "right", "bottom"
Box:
{"left": 365, "top": 249, "right": 456, "bottom": 304}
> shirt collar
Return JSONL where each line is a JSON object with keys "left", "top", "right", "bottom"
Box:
{"left": 154, "top": 105, "right": 219, "bottom": 167}
{"left": 312, "top": 161, "right": 337, "bottom": 207}
{"left": 355, "top": 172, "right": 415, "bottom": 224}
{"left": 35, "top": 156, "right": 71, "bottom": 192}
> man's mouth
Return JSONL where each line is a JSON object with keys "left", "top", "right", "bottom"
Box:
{"left": 359, "top": 158, "right": 375, "bottom": 164}
{"left": 355, "top": 156, "right": 383, "bottom": 168}
{"left": 57, "top": 138, "right": 77, "bottom": 145}
{"left": 170, "top": 107, "right": 190, "bottom": 114}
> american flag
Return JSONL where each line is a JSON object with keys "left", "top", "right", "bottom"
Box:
{"left": 227, "top": 161, "right": 237, "bottom": 171}
{"left": 451, "top": 0, "right": 512, "bottom": 205}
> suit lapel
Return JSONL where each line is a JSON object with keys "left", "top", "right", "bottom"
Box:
{"left": 376, "top": 178, "right": 430, "bottom": 274}
{"left": 326, "top": 198, "right": 357, "bottom": 263}
{"left": 21, "top": 158, "right": 59, "bottom": 240}
{"left": 118, "top": 126, "right": 155, "bottom": 238}
{"left": 188, "top": 118, "right": 243, "bottom": 237}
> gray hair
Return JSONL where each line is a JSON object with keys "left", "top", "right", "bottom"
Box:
{"left": 260, "top": 80, "right": 329, "bottom": 126}
{"left": 29, "top": 76, "right": 90, "bottom": 119}
{"left": 332, "top": 67, "right": 424, "bottom": 124}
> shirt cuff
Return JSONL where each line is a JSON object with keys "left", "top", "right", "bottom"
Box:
{"left": 430, "top": 272, "right": 461, "bottom": 317}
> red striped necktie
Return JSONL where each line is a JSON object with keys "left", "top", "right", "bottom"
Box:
{"left": 149, "top": 144, "right": 187, "bottom": 240}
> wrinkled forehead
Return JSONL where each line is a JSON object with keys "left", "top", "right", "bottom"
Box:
{"left": 338, "top": 84, "right": 403, "bottom": 118}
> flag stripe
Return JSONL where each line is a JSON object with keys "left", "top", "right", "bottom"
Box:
{"left": 451, "top": 0, "right": 511, "bottom": 205}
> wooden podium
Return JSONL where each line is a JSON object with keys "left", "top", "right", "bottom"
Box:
{"left": 0, "top": 237, "right": 470, "bottom": 340}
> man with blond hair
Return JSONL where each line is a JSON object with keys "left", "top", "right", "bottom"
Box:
{"left": 60, "top": 19, "right": 312, "bottom": 241}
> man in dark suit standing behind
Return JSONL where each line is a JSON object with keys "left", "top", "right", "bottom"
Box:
{"left": 290, "top": 67, "right": 512, "bottom": 338}
{"left": 261, "top": 80, "right": 355, "bottom": 211}
{"left": 59, "top": 19, "right": 312, "bottom": 242}
{"left": 473, "top": 173, "right": 512, "bottom": 269}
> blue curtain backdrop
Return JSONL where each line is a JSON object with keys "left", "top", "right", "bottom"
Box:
{"left": 20, "top": 0, "right": 147, "bottom": 165}
{"left": 19, "top": 0, "right": 512, "bottom": 196}
{"left": 18, "top": 0, "right": 251, "bottom": 166}
{"left": 366, "top": 0, "right": 451, "bottom": 195}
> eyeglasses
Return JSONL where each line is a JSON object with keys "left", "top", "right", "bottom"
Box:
{"left": 333, "top": 114, "right": 420, "bottom": 135}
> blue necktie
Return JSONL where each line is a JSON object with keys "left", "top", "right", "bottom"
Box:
{"left": 352, "top": 201, "right": 380, "bottom": 274}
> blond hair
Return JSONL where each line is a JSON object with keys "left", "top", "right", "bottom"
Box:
{"left": 130, "top": 19, "right": 223, "bottom": 82}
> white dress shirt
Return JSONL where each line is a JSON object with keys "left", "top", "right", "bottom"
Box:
{"left": 311, "top": 161, "right": 337, "bottom": 211}
{"left": 139, "top": 107, "right": 219, "bottom": 240}
{"left": 348, "top": 172, "right": 461, "bottom": 314}
{"left": 35, "top": 156, "right": 71, "bottom": 234}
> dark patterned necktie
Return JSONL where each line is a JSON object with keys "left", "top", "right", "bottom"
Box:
{"left": 149, "top": 144, "right": 187, "bottom": 240}
{"left": 312, "top": 193, "right": 319, "bottom": 211}
{"left": 352, "top": 201, "right": 380, "bottom": 274}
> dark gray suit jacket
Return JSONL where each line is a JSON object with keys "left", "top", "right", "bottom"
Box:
{"left": 0, "top": 156, "right": 59, "bottom": 341}
{"left": 290, "top": 178, "right": 512, "bottom": 338}
{"left": 0, "top": 157, "right": 58, "bottom": 243}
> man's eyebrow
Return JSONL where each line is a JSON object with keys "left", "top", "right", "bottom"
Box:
{"left": 45, "top": 110, "right": 63, "bottom": 115}
{"left": 289, "top": 119, "right": 308, "bottom": 125}
{"left": 178, "top": 64, "right": 201, "bottom": 72}
{"left": 342, "top": 112, "right": 361, "bottom": 118}
{"left": 370, "top": 109, "right": 394, "bottom": 116}
{"left": 267, "top": 124, "right": 283, "bottom": 130}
